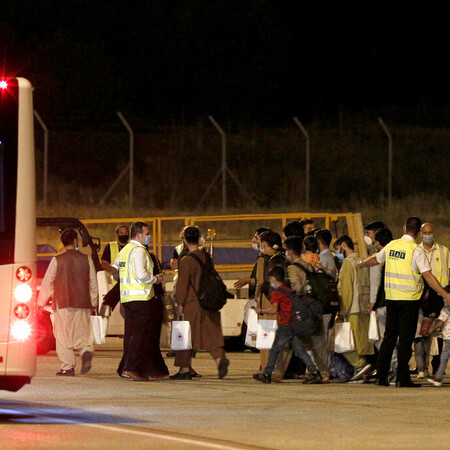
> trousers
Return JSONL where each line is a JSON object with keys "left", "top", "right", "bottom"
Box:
{"left": 377, "top": 300, "right": 419, "bottom": 384}
{"left": 51, "top": 307, "right": 94, "bottom": 370}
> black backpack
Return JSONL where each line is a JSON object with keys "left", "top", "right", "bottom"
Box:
{"left": 294, "top": 262, "right": 340, "bottom": 315}
{"left": 187, "top": 252, "right": 228, "bottom": 311}
{"left": 277, "top": 287, "right": 323, "bottom": 338}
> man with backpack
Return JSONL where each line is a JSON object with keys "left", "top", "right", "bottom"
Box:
{"left": 285, "top": 236, "right": 330, "bottom": 381}
{"left": 171, "top": 226, "right": 229, "bottom": 380}
{"left": 255, "top": 266, "right": 322, "bottom": 384}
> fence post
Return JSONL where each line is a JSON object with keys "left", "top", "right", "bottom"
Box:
{"left": 293, "top": 117, "right": 310, "bottom": 211}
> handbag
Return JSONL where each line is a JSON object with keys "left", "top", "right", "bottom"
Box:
{"left": 90, "top": 314, "right": 106, "bottom": 345}
{"left": 256, "top": 319, "right": 278, "bottom": 350}
{"left": 368, "top": 311, "right": 379, "bottom": 343}
{"left": 171, "top": 317, "right": 192, "bottom": 351}
{"left": 334, "top": 321, "right": 355, "bottom": 353}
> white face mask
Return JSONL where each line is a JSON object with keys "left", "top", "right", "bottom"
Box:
{"left": 364, "top": 235, "right": 373, "bottom": 246}
{"left": 199, "top": 236, "right": 206, "bottom": 247}
{"left": 252, "top": 242, "right": 259, "bottom": 251}
{"left": 422, "top": 235, "right": 434, "bottom": 245}
{"left": 259, "top": 247, "right": 265, "bottom": 254}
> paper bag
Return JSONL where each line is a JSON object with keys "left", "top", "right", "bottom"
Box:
{"left": 368, "top": 311, "right": 379, "bottom": 343}
{"left": 171, "top": 319, "right": 192, "bottom": 351}
{"left": 334, "top": 321, "right": 355, "bottom": 353}
{"left": 256, "top": 319, "right": 278, "bottom": 350}
{"left": 90, "top": 315, "right": 106, "bottom": 345}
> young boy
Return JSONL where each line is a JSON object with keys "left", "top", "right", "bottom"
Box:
{"left": 427, "top": 285, "right": 450, "bottom": 387}
{"left": 255, "top": 265, "right": 322, "bottom": 384}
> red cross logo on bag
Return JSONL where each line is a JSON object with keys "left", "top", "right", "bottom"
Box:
{"left": 263, "top": 332, "right": 268, "bottom": 338}
{"left": 177, "top": 334, "right": 183, "bottom": 341}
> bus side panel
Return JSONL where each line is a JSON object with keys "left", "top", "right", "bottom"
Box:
{"left": 0, "top": 265, "right": 13, "bottom": 376}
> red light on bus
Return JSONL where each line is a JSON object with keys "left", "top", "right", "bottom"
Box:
{"left": 14, "top": 303, "right": 31, "bottom": 319}
{"left": 0, "top": 80, "right": 7, "bottom": 89}
{"left": 16, "top": 266, "right": 32, "bottom": 282}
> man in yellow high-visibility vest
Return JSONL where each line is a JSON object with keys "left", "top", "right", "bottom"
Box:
{"left": 113, "top": 221, "right": 167, "bottom": 381}
{"left": 360, "top": 217, "right": 450, "bottom": 388}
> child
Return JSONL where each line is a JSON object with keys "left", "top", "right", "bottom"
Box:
{"left": 427, "top": 285, "right": 450, "bottom": 387}
{"left": 255, "top": 265, "right": 322, "bottom": 384}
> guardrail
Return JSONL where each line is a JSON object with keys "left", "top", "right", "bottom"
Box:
{"left": 79, "top": 212, "right": 367, "bottom": 273}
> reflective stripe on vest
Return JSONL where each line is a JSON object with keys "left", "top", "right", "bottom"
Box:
{"left": 432, "top": 243, "right": 449, "bottom": 287}
{"left": 109, "top": 241, "right": 120, "bottom": 286}
{"left": 119, "top": 243, "right": 154, "bottom": 303}
{"left": 384, "top": 238, "right": 423, "bottom": 301}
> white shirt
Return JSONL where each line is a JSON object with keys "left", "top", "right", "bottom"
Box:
{"left": 437, "top": 306, "right": 450, "bottom": 340}
{"left": 376, "top": 235, "right": 431, "bottom": 274}
{"left": 113, "top": 240, "right": 158, "bottom": 285}
{"left": 369, "top": 251, "right": 383, "bottom": 304}
{"left": 419, "top": 241, "right": 450, "bottom": 282}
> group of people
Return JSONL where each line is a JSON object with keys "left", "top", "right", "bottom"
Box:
{"left": 38, "top": 216, "right": 450, "bottom": 388}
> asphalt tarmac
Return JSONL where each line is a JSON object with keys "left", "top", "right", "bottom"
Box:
{"left": 1, "top": 338, "right": 449, "bottom": 449}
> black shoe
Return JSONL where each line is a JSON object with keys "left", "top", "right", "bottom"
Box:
{"left": 302, "top": 371, "right": 322, "bottom": 385}
{"left": 166, "top": 350, "right": 176, "bottom": 357}
{"left": 409, "top": 367, "right": 418, "bottom": 374}
{"left": 81, "top": 351, "right": 93, "bottom": 374}
{"left": 189, "top": 369, "right": 202, "bottom": 378}
{"left": 169, "top": 371, "right": 193, "bottom": 380}
{"left": 253, "top": 372, "right": 264, "bottom": 381}
{"left": 56, "top": 368, "right": 75, "bottom": 376}
{"left": 218, "top": 358, "right": 229, "bottom": 379}
{"left": 396, "top": 381, "right": 422, "bottom": 388}
{"left": 375, "top": 379, "right": 389, "bottom": 387}
{"left": 255, "top": 373, "right": 271, "bottom": 383}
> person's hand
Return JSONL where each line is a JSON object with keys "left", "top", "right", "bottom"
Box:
{"left": 368, "top": 303, "right": 375, "bottom": 313}
{"left": 176, "top": 305, "right": 184, "bottom": 317}
{"left": 234, "top": 277, "right": 250, "bottom": 288}
{"left": 155, "top": 273, "right": 163, "bottom": 284}
{"left": 356, "top": 260, "right": 363, "bottom": 270}
{"left": 91, "top": 306, "right": 98, "bottom": 314}
{"left": 255, "top": 307, "right": 262, "bottom": 314}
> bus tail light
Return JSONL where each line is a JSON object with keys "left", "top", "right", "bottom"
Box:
{"left": 14, "top": 284, "right": 32, "bottom": 303}
{"left": 14, "top": 303, "right": 30, "bottom": 319}
{"left": 16, "top": 266, "right": 32, "bottom": 282}
{"left": 11, "top": 321, "right": 32, "bottom": 340}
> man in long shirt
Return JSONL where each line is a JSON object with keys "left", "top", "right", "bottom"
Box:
{"left": 38, "top": 229, "right": 98, "bottom": 376}
{"left": 114, "top": 221, "right": 166, "bottom": 381}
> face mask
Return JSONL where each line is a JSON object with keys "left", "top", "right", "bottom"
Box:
{"left": 336, "top": 249, "right": 344, "bottom": 262}
{"left": 259, "top": 247, "right": 265, "bottom": 254}
{"left": 364, "top": 235, "right": 373, "bottom": 246}
{"left": 198, "top": 236, "right": 206, "bottom": 247}
{"left": 143, "top": 235, "right": 151, "bottom": 246}
{"left": 270, "top": 282, "right": 276, "bottom": 289}
{"left": 252, "top": 242, "right": 259, "bottom": 251}
{"left": 118, "top": 235, "right": 129, "bottom": 245}
{"left": 285, "top": 254, "right": 292, "bottom": 263}
{"left": 422, "top": 235, "right": 434, "bottom": 245}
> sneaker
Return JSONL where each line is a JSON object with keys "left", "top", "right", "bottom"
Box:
{"left": 302, "top": 371, "right": 322, "bottom": 385}
{"left": 218, "top": 358, "right": 229, "bottom": 379}
{"left": 169, "top": 371, "right": 193, "bottom": 380}
{"left": 255, "top": 373, "right": 271, "bottom": 384}
{"left": 417, "top": 371, "right": 426, "bottom": 379}
{"left": 81, "top": 351, "right": 93, "bottom": 374}
{"left": 427, "top": 377, "right": 443, "bottom": 387}
{"left": 56, "top": 368, "right": 75, "bottom": 376}
{"left": 349, "top": 364, "right": 372, "bottom": 382}
{"left": 388, "top": 372, "right": 397, "bottom": 386}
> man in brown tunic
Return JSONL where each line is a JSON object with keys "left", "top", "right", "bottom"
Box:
{"left": 38, "top": 229, "right": 98, "bottom": 376}
{"left": 171, "top": 226, "right": 229, "bottom": 380}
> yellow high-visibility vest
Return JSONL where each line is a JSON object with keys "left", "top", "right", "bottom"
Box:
{"left": 109, "top": 241, "right": 120, "bottom": 286}
{"left": 118, "top": 243, "right": 154, "bottom": 303}
{"left": 384, "top": 238, "right": 424, "bottom": 301}
{"left": 421, "top": 242, "right": 449, "bottom": 287}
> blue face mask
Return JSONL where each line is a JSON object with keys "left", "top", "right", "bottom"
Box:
{"left": 143, "top": 235, "right": 151, "bottom": 246}
{"left": 270, "top": 282, "right": 276, "bottom": 289}
{"left": 336, "top": 249, "right": 345, "bottom": 262}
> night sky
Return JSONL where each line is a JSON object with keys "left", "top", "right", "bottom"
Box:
{"left": 2, "top": 1, "right": 450, "bottom": 129}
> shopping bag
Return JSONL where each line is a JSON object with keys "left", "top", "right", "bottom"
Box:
{"left": 256, "top": 319, "right": 278, "bottom": 350}
{"left": 171, "top": 319, "right": 192, "bottom": 351}
{"left": 368, "top": 311, "right": 379, "bottom": 343}
{"left": 245, "top": 307, "right": 258, "bottom": 336}
{"left": 90, "top": 315, "right": 106, "bottom": 345}
{"left": 334, "top": 321, "right": 355, "bottom": 353}
{"left": 430, "top": 336, "right": 439, "bottom": 356}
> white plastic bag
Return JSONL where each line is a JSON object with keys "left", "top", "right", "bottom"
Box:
{"left": 90, "top": 315, "right": 106, "bottom": 345}
{"left": 171, "top": 319, "right": 192, "bottom": 351}
{"left": 245, "top": 307, "right": 258, "bottom": 335}
{"left": 256, "top": 319, "right": 278, "bottom": 350}
{"left": 334, "top": 321, "right": 355, "bottom": 353}
{"left": 368, "top": 311, "right": 379, "bottom": 343}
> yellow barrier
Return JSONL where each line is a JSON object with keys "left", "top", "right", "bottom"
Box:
{"left": 79, "top": 212, "right": 367, "bottom": 273}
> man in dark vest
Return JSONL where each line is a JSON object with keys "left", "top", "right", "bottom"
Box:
{"left": 38, "top": 229, "right": 98, "bottom": 376}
